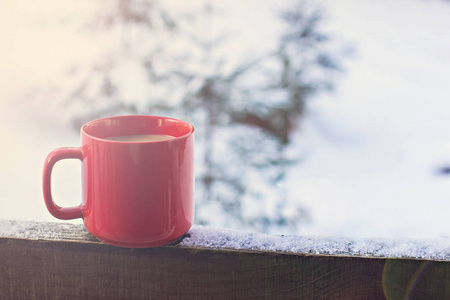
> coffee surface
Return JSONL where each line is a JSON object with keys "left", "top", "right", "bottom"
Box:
{"left": 105, "top": 134, "right": 175, "bottom": 142}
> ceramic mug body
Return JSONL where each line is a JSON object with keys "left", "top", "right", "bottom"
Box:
{"left": 43, "top": 115, "right": 195, "bottom": 248}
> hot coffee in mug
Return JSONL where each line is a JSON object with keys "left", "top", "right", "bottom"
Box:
{"left": 105, "top": 134, "right": 175, "bottom": 142}
{"left": 42, "top": 115, "right": 195, "bottom": 248}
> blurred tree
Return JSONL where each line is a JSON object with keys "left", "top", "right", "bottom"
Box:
{"left": 57, "top": 0, "right": 345, "bottom": 233}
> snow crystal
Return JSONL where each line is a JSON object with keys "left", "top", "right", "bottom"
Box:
{"left": 179, "top": 225, "right": 450, "bottom": 261}
{"left": 0, "top": 219, "right": 95, "bottom": 242}
{"left": 2, "top": 220, "right": 450, "bottom": 261}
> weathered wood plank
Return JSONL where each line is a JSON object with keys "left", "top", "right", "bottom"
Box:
{"left": 1, "top": 220, "right": 450, "bottom": 299}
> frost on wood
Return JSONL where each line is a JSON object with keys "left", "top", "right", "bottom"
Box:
{"left": 0, "top": 219, "right": 97, "bottom": 243}
{"left": 180, "top": 226, "right": 450, "bottom": 260}
{"left": 1, "top": 220, "right": 450, "bottom": 260}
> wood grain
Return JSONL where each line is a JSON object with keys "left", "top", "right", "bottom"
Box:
{"left": 0, "top": 220, "right": 449, "bottom": 299}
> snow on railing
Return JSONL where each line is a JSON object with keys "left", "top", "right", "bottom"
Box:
{"left": 1, "top": 219, "right": 450, "bottom": 299}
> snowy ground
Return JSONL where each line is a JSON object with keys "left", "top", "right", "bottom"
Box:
{"left": 1, "top": 0, "right": 450, "bottom": 240}
{"left": 288, "top": 0, "right": 450, "bottom": 239}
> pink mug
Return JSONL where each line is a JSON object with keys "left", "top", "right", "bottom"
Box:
{"left": 43, "top": 115, "right": 195, "bottom": 248}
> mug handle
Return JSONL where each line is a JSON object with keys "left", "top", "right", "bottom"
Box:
{"left": 43, "top": 147, "right": 84, "bottom": 220}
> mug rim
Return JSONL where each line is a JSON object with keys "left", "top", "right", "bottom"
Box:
{"left": 81, "top": 115, "right": 194, "bottom": 144}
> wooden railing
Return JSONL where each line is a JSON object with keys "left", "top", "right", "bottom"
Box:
{"left": 1, "top": 220, "right": 449, "bottom": 299}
